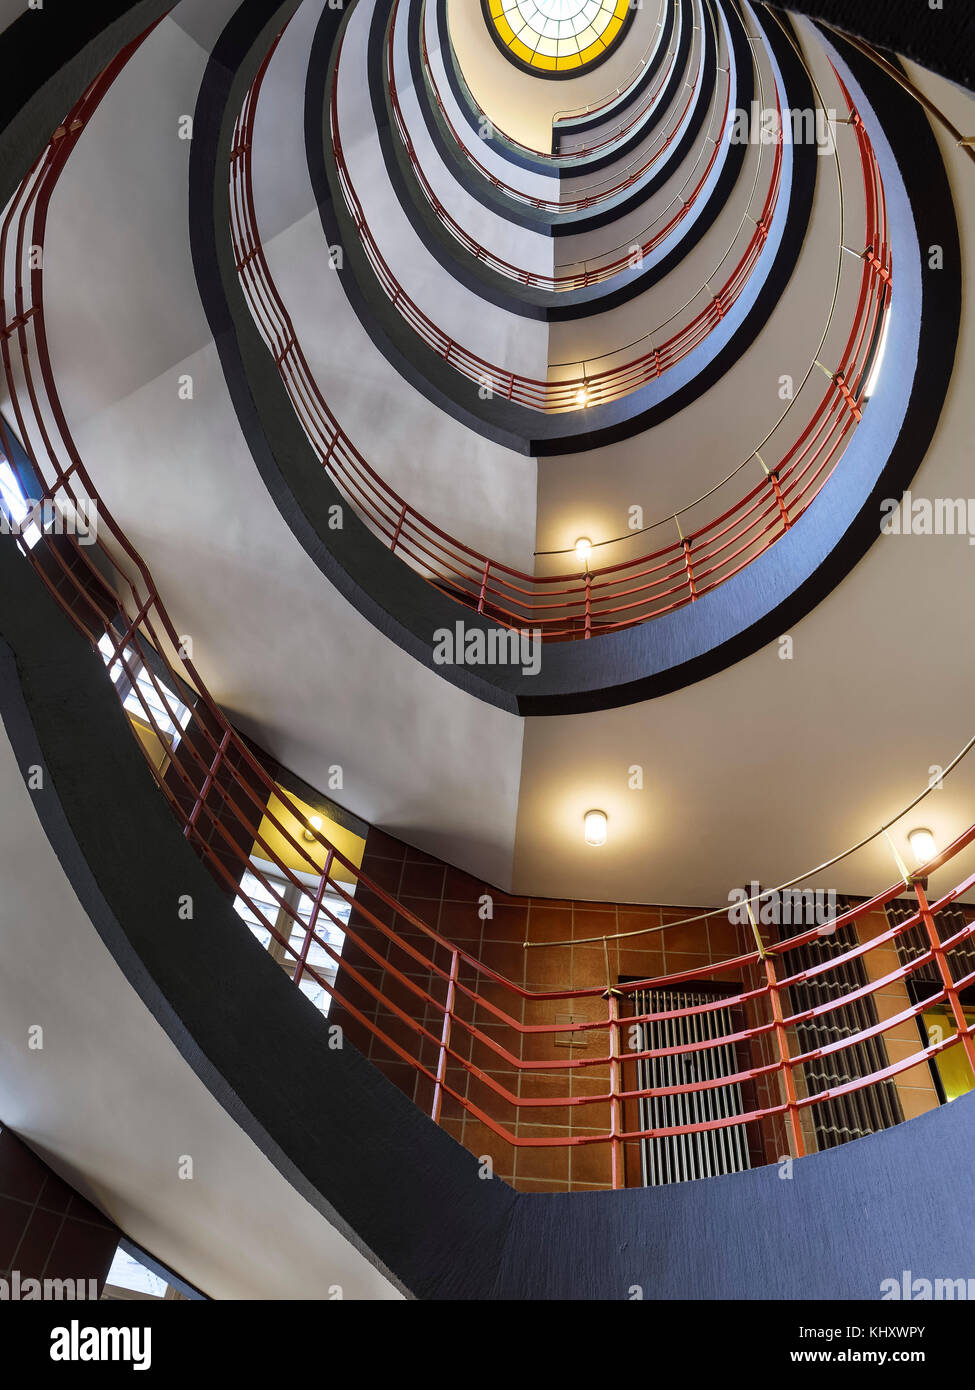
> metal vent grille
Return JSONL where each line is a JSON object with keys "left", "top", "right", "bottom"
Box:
{"left": 784, "top": 923, "right": 902, "bottom": 1149}
{"left": 635, "top": 988, "right": 751, "bottom": 1186}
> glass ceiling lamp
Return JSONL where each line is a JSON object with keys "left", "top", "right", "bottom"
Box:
{"left": 484, "top": 0, "right": 634, "bottom": 77}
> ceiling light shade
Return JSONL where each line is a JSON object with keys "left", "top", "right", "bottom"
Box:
{"left": 303, "top": 814, "right": 324, "bottom": 843}
{"left": 908, "top": 827, "right": 938, "bottom": 867}
{"left": 575, "top": 537, "right": 593, "bottom": 563}
{"left": 584, "top": 809, "right": 608, "bottom": 846}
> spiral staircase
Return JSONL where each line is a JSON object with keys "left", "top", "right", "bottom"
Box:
{"left": 1, "top": 0, "right": 974, "bottom": 1300}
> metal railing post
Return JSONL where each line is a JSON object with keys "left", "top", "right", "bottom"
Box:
{"left": 294, "top": 848, "right": 334, "bottom": 990}
{"left": 605, "top": 988, "right": 624, "bottom": 1189}
{"left": 914, "top": 878, "right": 975, "bottom": 1074}
{"left": 748, "top": 904, "right": 805, "bottom": 1158}
{"left": 769, "top": 470, "right": 791, "bottom": 529}
{"left": 765, "top": 952, "right": 806, "bottom": 1158}
{"left": 432, "top": 950, "right": 459, "bottom": 1124}
{"left": 390, "top": 503, "right": 407, "bottom": 554}
{"left": 676, "top": 516, "right": 698, "bottom": 601}
{"left": 184, "top": 729, "right": 231, "bottom": 839}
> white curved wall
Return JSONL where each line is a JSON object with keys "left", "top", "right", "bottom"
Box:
{"left": 425, "top": 0, "right": 561, "bottom": 197}
{"left": 557, "top": 0, "right": 705, "bottom": 205}
{"left": 555, "top": 0, "right": 673, "bottom": 156}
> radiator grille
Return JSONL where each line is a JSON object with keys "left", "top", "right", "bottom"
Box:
{"left": 635, "top": 988, "right": 751, "bottom": 1185}
{"left": 784, "top": 923, "right": 902, "bottom": 1149}
{"left": 887, "top": 899, "right": 975, "bottom": 988}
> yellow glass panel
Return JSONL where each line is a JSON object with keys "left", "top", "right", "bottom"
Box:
{"left": 493, "top": 14, "right": 518, "bottom": 46}
{"left": 921, "top": 1008, "right": 975, "bottom": 1101}
{"left": 510, "top": 36, "right": 539, "bottom": 64}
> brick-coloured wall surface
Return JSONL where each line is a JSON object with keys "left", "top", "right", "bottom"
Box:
{"left": 857, "top": 904, "right": 941, "bottom": 1122}
{"left": 332, "top": 831, "right": 798, "bottom": 1192}
{"left": 0, "top": 1128, "right": 119, "bottom": 1295}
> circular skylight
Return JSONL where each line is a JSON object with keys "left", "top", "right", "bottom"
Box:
{"left": 485, "top": 0, "right": 633, "bottom": 75}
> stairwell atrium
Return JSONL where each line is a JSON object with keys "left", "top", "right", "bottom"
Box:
{"left": 1, "top": 0, "right": 975, "bottom": 1327}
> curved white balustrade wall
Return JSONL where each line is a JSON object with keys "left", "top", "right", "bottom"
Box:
{"left": 336, "top": 0, "right": 551, "bottom": 381}
{"left": 257, "top": 0, "right": 540, "bottom": 563}
{"left": 445, "top": 0, "right": 667, "bottom": 151}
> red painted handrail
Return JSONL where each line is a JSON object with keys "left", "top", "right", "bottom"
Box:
{"left": 417, "top": 0, "right": 702, "bottom": 213}
{"left": 3, "top": 20, "right": 956, "bottom": 1199}
{"left": 425, "top": 0, "right": 683, "bottom": 163}
{"left": 348, "top": 29, "right": 744, "bottom": 397}
{"left": 234, "top": 30, "right": 886, "bottom": 642}
{"left": 392, "top": 0, "right": 736, "bottom": 292}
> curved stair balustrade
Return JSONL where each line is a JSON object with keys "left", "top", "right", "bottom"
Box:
{"left": 551, "top": 1, "right": 677, "bottom": 132}
{"left": 432, "top": 0, "right": 683, "bottom": 164}
{"left": 236, "top": 19, "right": 884, "bottom": 639}
{"left": 327, "top": 814, "right": 975, "bottom": 1187}
{"left": 208, "top": 0, "right": 947, "bottom": 717}
{"left": 389, "top": 0, "right": 743, "bottom": 295}
{"left": 2, "top": 13, "right": 973, "bottom": 1202}
{"left": 416, "top": 0, "right": 708, "bottom": 215}
{"left": 333, "top": 0, "right": 778, "bottom": 411}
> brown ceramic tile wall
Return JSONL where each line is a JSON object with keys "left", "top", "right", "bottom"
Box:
{"left": 0, "top": 1128, "right": 119, "bottom": 1294}
{"left": 857, "top": 904, "right": 940, "bottom": 1122}
{"left": 332, "top": 831, "right": 796, "bottom": 1192}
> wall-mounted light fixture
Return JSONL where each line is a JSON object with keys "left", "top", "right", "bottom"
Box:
{"left": 575, "top": 537, "right": 593, "bottom": 565}
{"left": 303, "top": 814, "right": 324, "bottom": 843}
{"left": 584, "top": 809, "right": 608, "bottom": 847}
{"left": 908, "top": 826, "right": 938, "bottom": 867}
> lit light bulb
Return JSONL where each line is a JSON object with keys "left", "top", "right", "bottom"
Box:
{"left": 584, "top": 809, "right": 608, "bottom": 847}
{"left": 575, "top": 537, "right": 593, "bottom": 565}
{"left": 575, "top": 383, "right": 591, "bottom": 408}
{"left": 303, "top": 814, "right": 324, "bottom": 843}
{"left": 908, "top": 827, "right": 938, "bottom": 867}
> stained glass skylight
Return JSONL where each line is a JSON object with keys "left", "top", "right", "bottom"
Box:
{"left": 485, "top": 0, "right": 632, "bottom": 75}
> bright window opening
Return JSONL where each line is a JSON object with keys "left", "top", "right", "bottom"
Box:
{"left": 864, "top": 309, "right": 892, "bottom": 400}
{"left": 97, "top": 633, "right": 193, "bottom": 747}
{"left": 0, "top": 459, "right": 41, "bottom": 548}
{"left": 103, "top": 1248, "right": 170, "bottom": 1300}
{"left": 234, "top": 858, "right": 352, "bottom": 1016}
